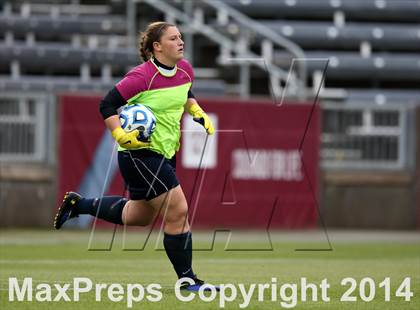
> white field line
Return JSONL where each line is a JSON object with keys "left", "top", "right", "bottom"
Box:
{"left": 0, "top": 257, "right": 415, "bottom": 266}
{"left": 1, "top": 230, "right": 419, "bottom": 245}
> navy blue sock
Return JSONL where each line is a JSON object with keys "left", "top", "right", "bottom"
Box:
{"left": 163, "top": 231, "right": 195, "bottom": 279}
{"left": 76, "top": 196, "right": 126, "bottom": 225}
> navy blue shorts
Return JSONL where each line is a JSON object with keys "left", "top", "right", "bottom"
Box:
{"left": 118, "top": 149, "right": 179, "bottom": 201}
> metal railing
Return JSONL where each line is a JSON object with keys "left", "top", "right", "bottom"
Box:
{"left": 134, "top": 0, "right": 307, "bottom": 99}
{"left": 0, "top": 93, "right": 55, "bottom": 163}
{"left": 321, "top": 102, "right": 415, "bottom": 170}
{"left": 201, "top": 0, "right": 307, "bottom": 95}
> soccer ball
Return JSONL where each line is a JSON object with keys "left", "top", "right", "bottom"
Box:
{"left": 119, "top": 103, "right": 156, "bottom": 141}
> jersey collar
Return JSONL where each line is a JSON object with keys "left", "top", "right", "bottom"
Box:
{"left": 151, "top": 57, "right": 177, "bottom": 77}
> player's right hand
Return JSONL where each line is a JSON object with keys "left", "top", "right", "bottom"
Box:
{"left": 111, "top": 127, "right": 149, "bottom": 149}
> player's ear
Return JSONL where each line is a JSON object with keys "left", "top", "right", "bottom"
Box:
{"left": 153, "top": 41, "right": 162, "bottom": 52}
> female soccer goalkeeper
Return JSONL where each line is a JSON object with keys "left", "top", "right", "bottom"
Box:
{"left": 54, "top": 21, "right": 216, "bottom": 292}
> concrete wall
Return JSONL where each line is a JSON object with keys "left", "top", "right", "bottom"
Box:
{"left": 321, "top": 171, "right": 417, "bottom": 229}
{"left": 0, "top": 164, "right": 56, "bottom": 227}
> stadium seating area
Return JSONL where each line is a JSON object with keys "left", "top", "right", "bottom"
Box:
{"left": 1, "top": 0, "right": 419, "bottom": 101}
{"left": 213, "top": 0, "right": 420, "bottom": 102}
{"left": 0, "top": 0, "right": 226, "bottom": 95}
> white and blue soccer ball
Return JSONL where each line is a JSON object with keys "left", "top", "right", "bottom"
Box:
{"left": 119, "top": 103, "right": 156, "bottom": 141}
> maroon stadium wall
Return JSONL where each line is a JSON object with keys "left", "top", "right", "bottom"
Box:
{"left": 58, "top": 95, "right": 320, "bottom": 229}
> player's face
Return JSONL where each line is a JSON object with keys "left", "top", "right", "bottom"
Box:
{"left": 154, "top": 26, "right": 184, "bottom": 65}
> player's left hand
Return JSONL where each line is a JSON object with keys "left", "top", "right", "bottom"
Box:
{"left": 189, "top": 104, "right": 215, "bottom": 135}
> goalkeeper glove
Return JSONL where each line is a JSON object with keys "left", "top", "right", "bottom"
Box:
{"left": 111, "top": 127, "right": 149, "bottom": 149}
{"left": 187, "top": 103, "right": 215, "bottom": 135}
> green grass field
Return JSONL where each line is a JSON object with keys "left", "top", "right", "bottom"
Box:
{"left": 1, "top": 229, "right": 419, "bottom": 309}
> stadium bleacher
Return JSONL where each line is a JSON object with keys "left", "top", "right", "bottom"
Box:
{"left": 258, "top": 20, "right": 420, "bottom": 51}
{"left": 223, "top": 0, "right": 420, "bottom": 22}
{"left": 1, "top": 14, "right": 127, "bottom": 37}
{"left": 208, "top": 0, "right": 420, "bottom": 100}
{"left": 1, "top": 0, "right": 419, "bottom": 100}
{"left": 0, "top": 0, "right": 227, "bottom": 95}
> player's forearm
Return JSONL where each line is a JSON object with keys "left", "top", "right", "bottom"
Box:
{"left": 104, "top": 115, "right": 122, "bottom": 132}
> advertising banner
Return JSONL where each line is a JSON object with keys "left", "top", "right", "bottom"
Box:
{"left": 58, "top": 96, "right": 320, "bottom": 228}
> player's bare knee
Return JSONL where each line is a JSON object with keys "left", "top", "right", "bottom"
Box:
{"left": 164, "top": 203, "right": 188, "bottom": 225}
